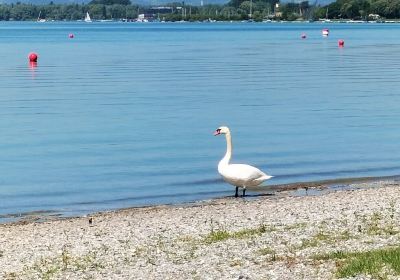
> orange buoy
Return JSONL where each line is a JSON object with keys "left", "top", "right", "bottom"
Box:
{"left": 28, "top": 52, "right": 38, "bottom": 62}
{"left": 301, "top": 33, "right": 307, "bottom": 39}
{"left": 322, "top": 29, "right": 329, "bottom": 37}
{"left": 69, "top": 33, "right": 74, "bottom": 38}
{"left": 338, "top": 39, "right": 345, "bottom": 47}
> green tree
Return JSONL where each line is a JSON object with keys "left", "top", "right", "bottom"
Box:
{"left": 89, "top": 0, "right": 131, "bottom": 5}
{"left": 107, "top": 4, "right": 126, "bottom": 19}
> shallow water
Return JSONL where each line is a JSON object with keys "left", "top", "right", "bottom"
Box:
{"left": 1, "top": 21, "right": 400, "bottom": 219}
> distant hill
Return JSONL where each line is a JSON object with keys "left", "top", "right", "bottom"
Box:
{"left": 0, "top": 0, "right": 333, "bottom": 6}
{"left": 0, "top": 0, "right": 91, "bottom": 3}
{"left": 133, "top": 0, "right": 229, "bottom": 5}
{"left": 0, "top": 0, "right": 230, "bottom": 4}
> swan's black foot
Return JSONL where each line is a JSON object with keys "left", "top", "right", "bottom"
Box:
{"left": 235, "top": 186, "right": 239, "bottom": 198}
{"left": 242, "top": 188, "right": 246, "bottom": 197}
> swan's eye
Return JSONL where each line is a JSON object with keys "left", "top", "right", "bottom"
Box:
{"left": 217, "top": 129, "right": 221, "bottom": 133}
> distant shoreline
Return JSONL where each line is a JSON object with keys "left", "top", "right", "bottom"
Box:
{"left": 2, "top": 19, "right": 400, "bottom": 23}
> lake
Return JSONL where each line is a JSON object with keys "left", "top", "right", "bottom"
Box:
{"left": 1, "top": 21, "right": 400, "bottom": 220}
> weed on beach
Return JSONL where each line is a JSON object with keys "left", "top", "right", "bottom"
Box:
{"left": 356, "top": 206, "right": 400, "bottom": 236}
{"left": 258, "top": 247, "right": 277, "bottom": 261}
{"left": 203, "top": 224, "right": 272, "bottom": 244}
{"left": 4, "top": 248, "right": 106, "bottom": 280}
{"left": 299, "top": 229, "right": 354, "bottom": 250}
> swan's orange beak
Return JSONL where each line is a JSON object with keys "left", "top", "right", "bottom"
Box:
{"left": 213, "top": 129, "right": 221, "bottom": 136}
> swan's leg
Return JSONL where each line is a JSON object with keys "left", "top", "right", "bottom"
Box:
{"left": 235, "top": 186, "right": 239, "bottom": 198}
{"left": 242, "top": 188, "right": 246, "bottom": 197}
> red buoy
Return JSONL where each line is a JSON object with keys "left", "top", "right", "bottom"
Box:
{"left": 338, "top": 39, "right": 345, "bottom": 47}
{"left": 69, "top": 33, "right": 74, "bottom": 38}
{"left": 28, "top": 52, "right": 38, "bottom": 62}
{"left": 301, "top": 33, "right": 307, "bottom": 39}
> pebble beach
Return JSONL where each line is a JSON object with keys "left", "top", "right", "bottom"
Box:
{"left": 2, "top": 180, "right": 400, "bottom": 279}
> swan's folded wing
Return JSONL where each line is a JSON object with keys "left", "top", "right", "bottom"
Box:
{"left": 223, "top": 164, "right": 266, "bottom": 181}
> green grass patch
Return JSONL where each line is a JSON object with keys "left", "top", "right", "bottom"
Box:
{"left": 299, "top": 237, "right": 319, "bottom": 249}
{"left": 204, "top": 224, "right": 270, "bottom": 244}
{"left": 299, "top": 231, "right": 331, "bottom": 249}
{"left": 283, "top": 222, "right": 307, "bottom": 231}
{"left": 258, "top": 247, "right": 276, "bottom": 256}
{"left": 258, "top": 247, "right": 277, "bottom": 261}
{"left": 299, "top": 230, "right": 355, "bottom": 250}
{"left": 204, "top": 230, "right": 231, "bottom": 243}
{"left": 313, "top": 247, "right": 400, "bottom": 278}
{"left": 312, "top": 250, "right": 349, "bottom": 261}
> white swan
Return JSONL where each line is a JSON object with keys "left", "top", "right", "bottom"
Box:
{"left": 214, "top": 126, "right": 273, "bottom": 197}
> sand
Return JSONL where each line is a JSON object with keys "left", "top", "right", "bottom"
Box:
{"left": 2, "top": 180, "right": 400, "bottom": 279}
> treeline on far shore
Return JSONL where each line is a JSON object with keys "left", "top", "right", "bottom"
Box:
{"left": 1, "top": 0, "right": 400, "bottom": 22}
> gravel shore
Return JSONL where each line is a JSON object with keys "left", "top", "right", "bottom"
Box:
{"left": 2, "top": 180, "right": 400, "bottom": 279}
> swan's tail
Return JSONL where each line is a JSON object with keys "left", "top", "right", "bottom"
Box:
{"left": 260, "top": 174, "right": 273, "bottom": 181}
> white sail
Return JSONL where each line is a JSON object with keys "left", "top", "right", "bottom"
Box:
{"left": 84, "top": 12, "right": 92, "bottom": 22}
{"left": 37, "top": 11, "right": 46, "bottom": 22}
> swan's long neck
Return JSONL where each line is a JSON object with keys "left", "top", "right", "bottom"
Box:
{"left": 218, "top": 132, "right": 232, "bottom": 170}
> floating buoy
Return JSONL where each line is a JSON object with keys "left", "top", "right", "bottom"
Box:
{"left": 301, "top": 33, "right": 307, "bottom": 39}
{"left": 28, "top": 52, "right": 38, "bottom": 62}
{"left": 69, "top": 33, "right": 74, "bottom": 39}
{"left": 338, "top": 39, "right": 345, "bottom": 47}
{"left": 322, "top": 29, "right": 329, "bottom": 37}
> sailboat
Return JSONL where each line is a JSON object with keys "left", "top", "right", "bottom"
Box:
{"left": 323, "top": 8, "right": 331, "bottom": 22}
{"left": 84, "top": 12, "right": 92, "bottom": 22}
{"left": 37, "top": 11, "right": 46, "bottom": 22}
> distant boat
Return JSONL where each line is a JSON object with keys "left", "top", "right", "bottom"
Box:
{"left": 37, "top": 11, "right": 46, "bottom": 22}
{"left": 84, "top": 12, "right": 92, "bottom": 22}
{"left": 322, "top": 7, "right": 331, "bottom": 22}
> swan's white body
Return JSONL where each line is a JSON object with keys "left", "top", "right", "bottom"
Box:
{"left": 215, "top": 126, "right": 272, "bottom": 194}
{"left": 218, "top": 163, "right": 272, "bottom": 188}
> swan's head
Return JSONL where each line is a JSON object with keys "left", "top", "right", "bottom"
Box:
{"left": 214, "top": 126, "right": 230, "bottom": 136}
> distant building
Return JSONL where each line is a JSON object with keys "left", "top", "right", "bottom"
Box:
{"left": 137, "top": 13, "right": 155, "bottom": 22}
{"left": 274, "top": 3, "right": 282, "bottom": 18}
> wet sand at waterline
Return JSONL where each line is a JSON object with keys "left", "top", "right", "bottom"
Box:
{"left": 2, "top": 179, "right": 400, "bottom": 279}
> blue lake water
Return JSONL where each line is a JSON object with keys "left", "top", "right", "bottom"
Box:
{"left": 1, "top": 21, "right": 400, "bottom": 219}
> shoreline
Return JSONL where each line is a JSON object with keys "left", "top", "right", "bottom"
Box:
{"left": 3, "top": 174, "right": 400, "bottom": 225}
{"left": 4, "top": 20, "right": 400, "bottom": 23}
{"left": 2, "top": 179, "right": 400, "bottom": 279}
